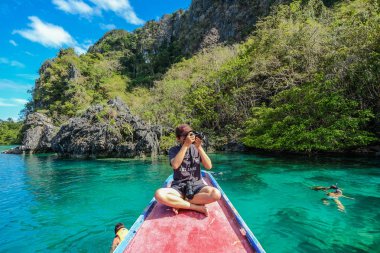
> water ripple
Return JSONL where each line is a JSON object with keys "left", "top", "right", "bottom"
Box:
{"left": 0, "top": 152, "right": 379, "bottom": 253}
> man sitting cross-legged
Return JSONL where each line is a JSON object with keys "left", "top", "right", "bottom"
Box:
{"left": 155, "top": 124, "right": 221, "bottom": 216}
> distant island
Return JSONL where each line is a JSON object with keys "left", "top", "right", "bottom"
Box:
{"left": 1, "top": 0, "right": 379, "bottom": 157}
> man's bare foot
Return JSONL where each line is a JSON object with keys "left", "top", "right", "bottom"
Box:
{"left": 194, "top": 205, "right": 209, "bottom": 216}
{"left": 202, "top": 206, "right": 209, "bottom": 217}
{"left": 172, "top": 208, "right": 179, "bottom": 215}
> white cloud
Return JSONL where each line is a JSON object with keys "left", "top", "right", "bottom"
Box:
{"left": 89, "top": 0, "right": 128, "bottom": 11}
{"left": 90, "top": 0, "right": 144, "bottom": 25}
{"left": 120, "top": 10, "right": 144, "bottom": 25}
{"left": 74, "top": 39, "right": 93, "bottom": 54}
{"left": 11, "top": 61, "right": 24, "bottom": 68}
{"left": 0, "top": 79, "right": 33, "bottom": 91}
{"left": 25, "top": 51, "right": 36, "bottom": 56}
{"left": 0, "top": 57, "right": 25, "bottom": 68}
{"left": 13, "top": 16, "right": 75, "bottom": 48}
{"left": 13, "top": 16, "right": 89, "bottom": 55}
{"left": 52, "top": 0, "right": 144, "bottom": 25}
{"left": 100, "top": 23, "right": 116, "bottom": 30}
{"left": 0, "top": 98, "right": 29, "bottom": 107}
{"left": 12, "top": 98, "right": 29, "bottom": 104}
{"left": 0, "top": 100, "right": 16, "bottom": 107}
{"left": 16, "top": 74, "right": 39, "bottom": 80}
{"left": 9, "top": 40, "right": 18, "bottom": 46}
{"left": 74, "top": 46, "right": 87, "bottom": 55}
{"left": 52, "top": 0, "right": 93, "bottom": 15}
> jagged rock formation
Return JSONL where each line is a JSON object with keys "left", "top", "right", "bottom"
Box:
{"left": 4, "top": 99, "right": 161, "bottom": 158}
{"left": 155, "top": 0, "right": 286, "bottom": 53}
{"left": 51, "top": 98, "right": 161, "bottom": 158}
{"left": 3, "top": 113, "right": 57, "bottom": 154}
{"left": 90, "top": 0, "right": 289, "bottom": 56}
{"left": 29, "top": 0, "right": 295, "bottom": 125}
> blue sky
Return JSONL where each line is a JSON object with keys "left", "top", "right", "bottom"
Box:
{"left": 0, "top": 0, "right": 191, "bottom": 121}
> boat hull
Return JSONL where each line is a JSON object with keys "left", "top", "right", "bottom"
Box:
{"left": 114, "top": 171, "right": 265, "bottom": 253}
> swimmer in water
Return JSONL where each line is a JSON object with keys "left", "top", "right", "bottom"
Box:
{"left": 312, "top": 184, "right": 354, "bottom": 212}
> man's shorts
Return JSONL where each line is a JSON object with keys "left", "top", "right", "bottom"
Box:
{"left": 170, "top": 179, "right": 207, "bottom": 197}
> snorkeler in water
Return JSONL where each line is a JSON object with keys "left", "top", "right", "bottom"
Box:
{"left": 110, "top": 223, "right": 129, "bottom": 253}
{"left": 311, "top": 184, "right": 339, "bottom": 191}
{"left": 311, "top": 184, "right": 354, "bottom": 212}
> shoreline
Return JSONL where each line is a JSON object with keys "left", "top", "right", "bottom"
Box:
{"left": 2, "top": 144, "right": 380, "bottom": 158}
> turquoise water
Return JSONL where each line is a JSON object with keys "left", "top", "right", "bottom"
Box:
{"left": 0, "top": 145, "right": 379, "bottom": 253}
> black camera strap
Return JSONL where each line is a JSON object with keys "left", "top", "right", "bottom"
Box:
{"left": 189, "top": 148, "right": 195, "bottom": 179}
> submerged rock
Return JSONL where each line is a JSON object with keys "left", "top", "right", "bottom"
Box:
{"left": 51, "top": 98, "right": 161, "bottom": 158}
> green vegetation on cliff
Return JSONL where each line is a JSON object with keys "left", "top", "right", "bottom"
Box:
{"left": 141, "top": 0, "right": 379, "bottom": 151}
{"left": 25, "top": 48, "right": 130, "bottom": 124}
{"left": 243, "top": 81, "right": 376, "bottom": 152}
{"left": 240, "top": 0, "right": 380, "bottom": 151}
{"left": 0, "top": 119, "right": 22, "bottom": 145}
{"left": 21, "top": 0, "right": 379, "bottom": 153}
{"left": 25, "top": 27, "right": 184, "bottom": 125}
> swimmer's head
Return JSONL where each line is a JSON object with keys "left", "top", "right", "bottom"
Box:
{"left": 114, "top": 223, "right": 125, "bottom": 234}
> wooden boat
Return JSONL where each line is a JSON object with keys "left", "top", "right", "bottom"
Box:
{"left": 114, "top": 171, "right": 266, "bottom": 253}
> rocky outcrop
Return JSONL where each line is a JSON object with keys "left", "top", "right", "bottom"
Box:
{"left": 220, "top": 140, "right": 247, "bottom": 152}
{"left": 51, "top": 98, "right": 161, "bottom": 158}
{"left": 153, "top": 0, "right": 290, "bottom": 54}
{"left": 3, "top": 112, "right": 57, "bottom": 154}
{"left": 89, "top": 0, "right": 291, "bottom": 58}
{"left": 3, "top": 99, "right": 161, "bottom": 158}
{"left": 352, "top": 145, "right": 380, "bottom": 156}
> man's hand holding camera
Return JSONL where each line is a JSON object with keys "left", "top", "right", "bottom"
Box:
{"left": 188, "top": 132, "right": 203, "bottom": 149}
{"left": 183, "top": 131, "right": 204, "bottom": 149}
{"left": 194, "top": 136, "right": 202, "bottom": 149}
{"left": 183, "top": 132, "right": 195, "bottom": 148}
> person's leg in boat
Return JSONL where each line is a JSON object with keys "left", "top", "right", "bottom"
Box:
{"left": 188, "top": 186, "right": 221, "bottom": 205}
{"left": 155, "top": 187, "right": 209, "bottom": 216}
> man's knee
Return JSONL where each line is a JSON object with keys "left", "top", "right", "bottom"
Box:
{"left": 210, "top": 188, "right": 221, "bottom": 201}
{"left": 155, "top": 188, "right": 165, "bottom": 202}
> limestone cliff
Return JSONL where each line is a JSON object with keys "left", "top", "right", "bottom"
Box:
{"left": 90, "top": 0, "right": 289, "bottom": 56}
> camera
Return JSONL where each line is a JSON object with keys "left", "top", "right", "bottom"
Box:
{"left": 189, "top": 130, "right": 208, "bottom": 151}
{"left": 185, "top": 180, "right": 195, "bottom": 200}
{"left": 190, "top": 131, "right": 205, "bottom": 140}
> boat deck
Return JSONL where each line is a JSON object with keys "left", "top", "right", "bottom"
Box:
{"left": 120, "top": 177, "right": 256, "bottom": 253}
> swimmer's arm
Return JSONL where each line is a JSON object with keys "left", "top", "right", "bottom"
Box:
{"left": 110, "top": 237, "right": 120, "bottom": 253}
{"left": 311, "top": 186, "right": 329, "bottom": 191}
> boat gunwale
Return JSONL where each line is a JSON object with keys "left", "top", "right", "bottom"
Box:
{"left": 114, "top": 171, "right": 265, "bottom": 253}
{"left": 113, "top": 175, "right": 172, "bottom": 253}
{"left": 203, "top": 171, "right": 266, "bottom": 253}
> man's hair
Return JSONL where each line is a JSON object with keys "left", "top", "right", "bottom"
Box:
{"left": 114, "top": 223, "right": 125, "bottom": 234}
{"left": 175, "top": 124, "right": 193, "bottom": 137}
